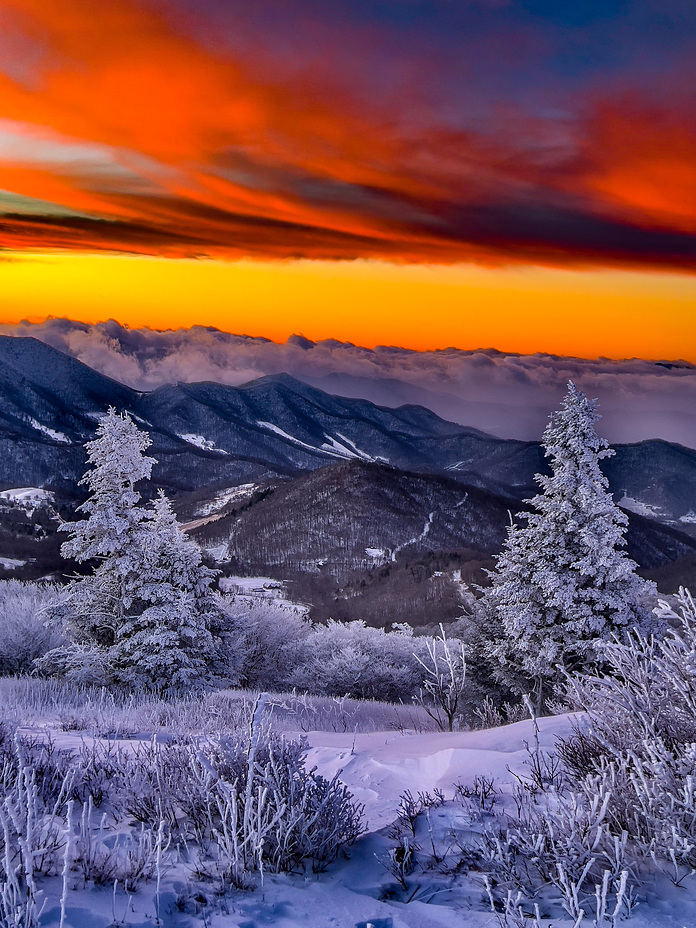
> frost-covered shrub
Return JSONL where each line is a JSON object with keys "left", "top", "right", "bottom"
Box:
{"left": 477, "top": 783, "right": 631, "bottom": 911}
{"left": 560, "top": 587, "right": 696, "bottom": 875}
{"left": 33, "top": 644, "right": 110, "bottom": 686}
{"left": 413, "top": 623, "right": 468, "bottom": 731}
{"left": 220, "top": 602, "right": 435, "bottom": 703}
{"left": 202, "top": 729, "right": 363, "bottom": 876}
{"left": 217, "top": 597, "right": 310, "bottom": 690}
{"left": 291, "top": 619, "right": 426, "bottom": 702}
{"left": 74, "top": 798, "right": 168, "bottom": 891}
{"left": 0, "top": 580, "right": 66, "bottom": 676}
{"left": 113, "top": 710, "right": 364, "bottom": 877}
{"left": 0, "top": 704, "right": 364, "bottom": 906}
{"left": 390, "top": 721, "right": 635, "bottom": 921}
{"left": 221, "top": 606, "right": 476, "bottom": 710}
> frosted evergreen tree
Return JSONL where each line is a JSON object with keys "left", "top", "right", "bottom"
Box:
{"left": 481, "top": 381, "right": 655, "bottom": 710}
{"left": 43, "top": 410, "right": 220, "bottom": 692}
{"left": 57, "top": 408, "right": 156, "bottom": 646}
{"left": 110, "top": 491, "right": 217, "bottom": 692}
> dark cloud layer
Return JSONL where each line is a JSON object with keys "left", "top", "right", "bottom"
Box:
{"left": 3, "top": 318, "right": 695, "bottom": 447}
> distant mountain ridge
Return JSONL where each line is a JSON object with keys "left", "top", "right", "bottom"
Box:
{"left": 0, "top": 335, "right": 694, "bottom": 534}
{"left": 188, "top": 460, "right": 696, "bottom": 625}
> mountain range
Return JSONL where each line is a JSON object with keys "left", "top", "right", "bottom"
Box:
{"left": 0, "top": 334, "right": 695, "bottom": 617}
{"left": 1, "top": 335, "right": 696, "bottom": 525}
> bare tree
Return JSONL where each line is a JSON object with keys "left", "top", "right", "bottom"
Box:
{"left": 413, "top": 624, "right": 467, "bottom": 731}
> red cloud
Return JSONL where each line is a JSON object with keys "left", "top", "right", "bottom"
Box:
{"left": 0, "top": 0, "right": 694, "bottom": 269}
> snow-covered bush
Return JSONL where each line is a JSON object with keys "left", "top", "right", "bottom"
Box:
{"left": 219, "top": 601, "right": 449, "bottom": 706}
{"left": 560, "top": 587, "right": 696, "bottom": 877}
{"left": 290, "top": 619, "right": 426, "bottom": 702}
{"left": 0, "top": 732, "right": 75, "bottom": 928}
{"left": 74, "top": 798, "right": 168, "bottom": 892}
{"left": 201, "top": 731, "right": 363, "bottom": 878}
{"left": 0, "top": 702, "right": 364, "bottom": 910}
{"left": 34, "top": 643, "right": 110, "bottom": 687}
{"left": 385, "top": 719, "right": 634, "bottom": 922}
{"left": 0, "top": 580, "right": 65, "bottom": 676}
{"left": 217, "top": 597, "right": 310, "bottom": 691}
{"left": 110, "top": 704, "right": 364, "bottom": 879}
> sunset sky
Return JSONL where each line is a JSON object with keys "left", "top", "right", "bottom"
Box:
{"left": 1, "top": 0, "right": 695, "bottom": 358}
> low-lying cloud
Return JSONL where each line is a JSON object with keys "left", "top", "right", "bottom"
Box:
{"left": 2, "top": 318, "right": 696, "bottom": 448}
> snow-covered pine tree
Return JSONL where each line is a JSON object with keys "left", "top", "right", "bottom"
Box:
{"left": 43, "top": 409, "right": 220, "bottom": 692}
{"left": 57, "top": 407, "right": 156, "bottom": 646}
{"left": 481, "top": 381, "right": 655, "bottom": 711}
{"left": 110, "top": 491, "right": 217, "bottom": 692}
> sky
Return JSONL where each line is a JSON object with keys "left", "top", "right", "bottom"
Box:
{"left": 0, "top": 0, "right": 695, "bottom": 357}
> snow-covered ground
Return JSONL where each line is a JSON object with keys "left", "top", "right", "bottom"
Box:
{"left": 195, "top": 484, "right": 259, "bottom": 517}
{"left": 391, "top": 511, "right": 435, "bottom": 561}
{"left": 617, "top": 493, "right": 667, "bottom": 520}
{"left": 0, "top": 486, "right": 55, "bottom": 504}
{"left": 16, "top": 713, "right": 696, "bottom": 928}
{"left": 256, "top": 420, "right": 387, "bottom": 463}
{"left": 218, "top": 575, "right": 288, "bottom": 598}
{"left": 27, "top": 418, "right": 71, "bottom": 443}
{"left": 179, "top": 433, "right": 230, "bottom": 454}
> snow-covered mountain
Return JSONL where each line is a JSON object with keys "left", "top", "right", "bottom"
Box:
{"left": 1, "top": 335, "right": 695, "bottom": 604}
{"left": 1, "top": 335, "right": 696, "bottom": 532}
{"left": 184, "top": 460, "right": 696, "bottom": 626}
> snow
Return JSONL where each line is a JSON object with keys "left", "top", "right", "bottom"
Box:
{"left": 618, "top": 492, "right": 667, "bottom": 519}
{"left": 306, "top": 714, "right": 577, "bottom": 830}
{"left": 0, "top": 556, "right": 25, "bottom": 568}
{"left": 0, "top": 487, "right": 55, "bottom": 504}
{"left": 391, "top": 511, "right": 435, "bottom": 561}
{"left": 195, "top": 484, "right": 259, "bottom": 517}
{"left": 219, "top": 575, "right": 288, "bottom": 598}
{"left": 204, "top": 542, "right": 230, "bottom": 562}
{"left": 0, "top": 486, "right": 56, "bottom": 519}
{"left": 179, "top": 433, "right": 229, "bottom": 454}
{"left": 256, "top": 420, "right": 327, "bottom": 454}
{"left": 22, "top": 712, "right": 696, "bottom": 927}
{"left": 27, "top": 417, "right": 70, "bottom": 443}
{"left": 321, "top": 434, "right": 371, "bottom": 459}
{"left": 257, "top": 421, "right": 355, "bottom": 460}
{"left": 679, "top": 509, "right": 696, "bottom": 524}
{"left": 256, "top": 420, "right": 391, "bottom": 464}
{"left": 322, "top": 433, "right": 389, "bottom": 462}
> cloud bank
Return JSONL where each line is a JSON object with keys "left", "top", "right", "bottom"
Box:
{"left": 2, "top": 318, "right": 695, "bottom": 448}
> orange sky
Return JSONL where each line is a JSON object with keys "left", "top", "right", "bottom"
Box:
{"left": 0, "top": 0, "right": 695, "bottom": 356}
{"left": 2, "top": 253, "right": 695, "bottom": 360}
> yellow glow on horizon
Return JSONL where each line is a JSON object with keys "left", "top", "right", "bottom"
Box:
{"left": 1, "top": 253, "right": 695, "bottom": 360}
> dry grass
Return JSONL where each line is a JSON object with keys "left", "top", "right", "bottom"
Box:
{"left": 0, "top": 676, "right": 437, "bottom": 739}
